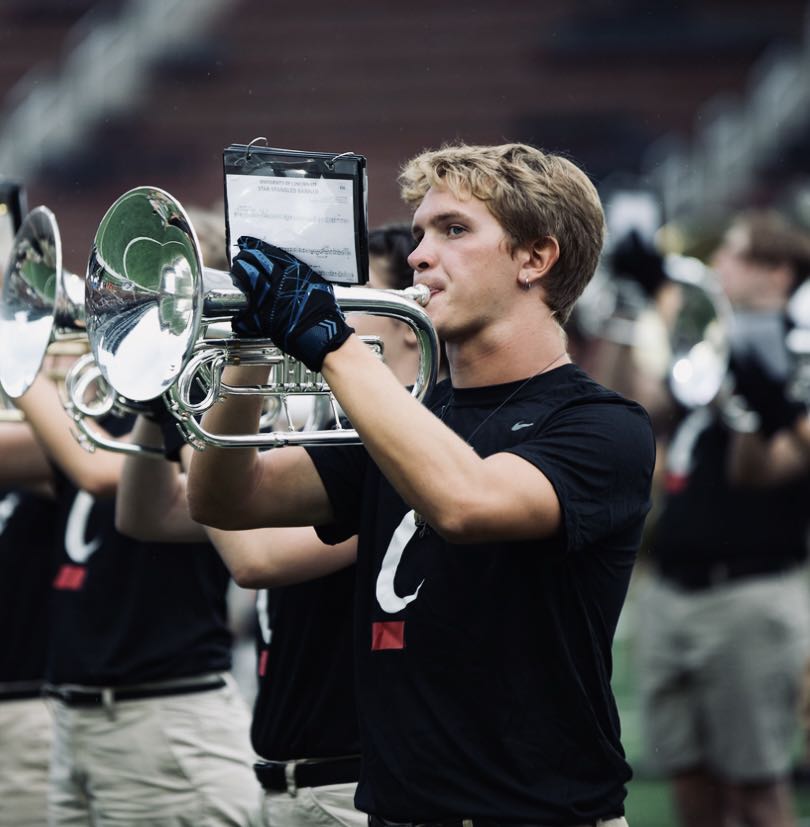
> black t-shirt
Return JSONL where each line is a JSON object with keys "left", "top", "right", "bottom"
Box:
{"left": 651, "top": 410, "right": 810, "bottom": 577}
{"left": 47, "top": 478, "right": 233, "bottom": 685}
{"left": 251, "top": 566, "right": 359, "bottom": 760}
{"left": 0, "top": 489, "right": 59, "bottom": 684}
{"left": 306, "top": 364, "right": 655, "bottom": 823}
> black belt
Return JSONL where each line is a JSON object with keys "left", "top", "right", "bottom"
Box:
{"left": 368, "top": 817, "right": 605, "bottom": 827}
{"left": 43, "top": 676, "right": 226, "bottom": 706}
{"left": 255, "top": 755, "right": 361, "bottom": 792}
{"left": 658, "top": 558, "right": 799, "bottom": 592}
{"left": 0, "top": 681, "right": 44, "bottom": 701}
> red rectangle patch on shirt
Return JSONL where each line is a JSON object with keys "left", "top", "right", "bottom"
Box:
{"left": 258, "top": 649, "right": 269, "bottom": 678}
{"left": 371, "top": 621, "right": 405, "bottom": 651}
{"left": 53, "top": 564, "right": 86, "bottom": 591}
{"left": 665, "top": 472, "right": 688, "bottom": 494}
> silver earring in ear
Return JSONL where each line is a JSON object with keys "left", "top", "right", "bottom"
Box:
{"left": 522, "top": 277, "right": 532, "bottom": 290}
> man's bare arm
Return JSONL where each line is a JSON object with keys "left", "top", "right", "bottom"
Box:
{"left": 727, "top": 413, "right": 810, "bottom": 487}
{"left": 186, "top": 365, "right": 333, "bottom": 530}
{"left": 117, "top": 421, "right": 355, "bottom": 586}
{"left": 321, "top": 336, "right": 562, "bottom": 544}
{"left": 0, "top": 420, "right": 54, "bottom": 488}
{"left": 14, "top": 375, "right": 125, "bottom": 498}
{"left": 116, "top": 417, "right": 207, "bottom": 542}
{"left": 206, "top": 526, "right": 357, "bottom": 588}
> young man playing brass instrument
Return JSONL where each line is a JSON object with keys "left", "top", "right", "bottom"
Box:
{"left": 187, "top": 143, "right": 655, "bottom": 827}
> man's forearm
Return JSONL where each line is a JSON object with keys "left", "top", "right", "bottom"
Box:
{"left": 187, "top": 365, "right": 268, "bottom": 524}
{"left": 0, "top": 421, "right": 54, "bottom": 487}
{"left": 727, "top": 413, "right": 810, "bottom": 486}
{"left": 187, "top": 365, "right": 333, "bottom": 530}
{"left": 321, "top": 335, "right": 488, "bottom": 537}
{"left": 15, "top": 375, "right": 124, "bottom": 497}
{"left": 205, "top": 526, "right": 357, "bottom": 588}
{"left": 116, "top": 418, "right": 205, "bottom": 541}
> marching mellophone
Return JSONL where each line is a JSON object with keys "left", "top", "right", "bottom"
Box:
{"left": 1, "top": 187, "right": 440, "bottom": 454}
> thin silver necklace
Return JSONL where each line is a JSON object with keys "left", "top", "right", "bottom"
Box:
{"left": 414, "top": 350, "right": 568, "bottom": 530}
{"left": 438, "top": 350, "right": 568, "bottom": 443}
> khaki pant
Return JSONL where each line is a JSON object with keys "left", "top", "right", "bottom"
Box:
{"left": 263, "top": 783, "right": 366, "bottom": 827}
{"left": 0, "top": 695, "right": 52, "bottom": 826}
{"left": 636, "top": 569, "right": 810, "bottom": 780}
{"left": 47, "top": 674, "right": 262, "bottom": 826}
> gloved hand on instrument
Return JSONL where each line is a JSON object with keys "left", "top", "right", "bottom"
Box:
{"left": 729, "top": 350, "right": 806, "bottom": 438}
{"left": 229, "top": 237, "right": 354, "bottom": 372}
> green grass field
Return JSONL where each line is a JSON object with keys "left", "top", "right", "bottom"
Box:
{"left": 613, "top": 574, "right": 810, "bottom": 825}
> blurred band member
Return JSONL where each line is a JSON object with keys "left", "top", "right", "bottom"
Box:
{"left": 10, "top": 367, "right": 261, "bottom": 826}
{"left": 637, "top": 210, "right": 810, "bottom": 827}
{"left": 116, "top": 225, "right": 426, "bottom": 827}
{"left": 0, "top": 421, "right": 59, "bottom": 827}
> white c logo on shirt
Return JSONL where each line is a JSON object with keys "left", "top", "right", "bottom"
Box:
{"left": 64, "top": 491, "right": 101, "bottom": 564}
{"left": 375, "top": 509, "right": 424, "bottom": 614}
{"left": 0, "top": 493, "right": 21, "bottom": 536}
{"left": 255, "top": 589, "right": 272, "bottom": 645}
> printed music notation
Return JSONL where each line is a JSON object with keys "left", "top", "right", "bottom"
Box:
{"left": 225, "top": 173, "right": 359, "bottom": 283}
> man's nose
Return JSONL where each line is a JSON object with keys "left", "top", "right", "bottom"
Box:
{"left": 408, "top": 238, "right": 434, "bottom": 271}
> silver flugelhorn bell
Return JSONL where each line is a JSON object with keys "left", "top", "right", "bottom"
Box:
{"left": 85, "top": 186, "right": 439, "bottom": 448}
{"left": 0, "top": 206, "right": 87, "bottom": 398}
{"left": 636, "top": 255, "right": 732, "bottom": 408}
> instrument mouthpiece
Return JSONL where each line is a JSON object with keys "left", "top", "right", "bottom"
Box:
{"left": 404, "top": 284, "right": 430, "bottom": 307}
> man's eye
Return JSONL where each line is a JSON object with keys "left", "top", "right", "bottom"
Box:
{"left": 448, "top": 225, "right": 466, "bottom": 237}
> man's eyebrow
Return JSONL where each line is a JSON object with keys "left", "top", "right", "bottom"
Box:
{"left": 411, "top": 211, "right": 471, "bottom": 237}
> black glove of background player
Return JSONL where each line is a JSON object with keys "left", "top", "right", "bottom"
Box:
{"left": 229, "top": 237, "right": 354, "bottom": 372}
{"left": 730, "top": 351, "right": 806, "bottom": 438}
{"left": 609, "top": 229, "right": 668, "bottom": 299}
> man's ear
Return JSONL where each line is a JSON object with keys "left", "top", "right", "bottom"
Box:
{"left": 518, "top": 236, "right": 560, "bottom": 289}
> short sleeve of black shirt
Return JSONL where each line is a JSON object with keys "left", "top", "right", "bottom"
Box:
{"left": 507, "top": 397, "right": 655, "bottom": 553}
{"left": 306, "top": 443, "right": 370, "bottom": 544}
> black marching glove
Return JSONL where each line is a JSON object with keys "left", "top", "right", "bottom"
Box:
{"left": 229, "top": 237, "right": 354, "bottom": 372}
{"left": 609, "top": 229, "right": 668, "bottom": 299}
{"left": 730, "top": 351, "right": 806, "bottom": 438}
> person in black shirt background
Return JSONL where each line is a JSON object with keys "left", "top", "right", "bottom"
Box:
{"left": 0, "top": 420, "right": 59, "bottom": 826}
{"left": 116, "top": 224, "right": 425, "bottom": 827}
{"left": 636, "top": 210, "right": 810, "bottom": 827}
{"left": 7, "top": 363, "right": 261, "bottom": 826}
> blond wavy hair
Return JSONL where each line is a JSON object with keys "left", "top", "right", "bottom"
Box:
{"left": 399, "top": 143, "right": 605, "bottom": 323}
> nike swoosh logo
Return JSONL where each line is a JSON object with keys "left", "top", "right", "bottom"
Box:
{"left": 512, "top": 421, "right": 534, "bottom": 431}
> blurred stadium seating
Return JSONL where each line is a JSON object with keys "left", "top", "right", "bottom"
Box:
{"left": 1, "top": 0, "right": 809, "bottom": 269}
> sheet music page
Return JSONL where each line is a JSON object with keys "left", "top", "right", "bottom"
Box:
{"left": 225, "top": 172, "right": 359, "bottom": 283}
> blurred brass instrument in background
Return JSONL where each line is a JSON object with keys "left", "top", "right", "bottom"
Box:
{"left": 574, "top": 252, "right": 732, "bottom": 410}
{"left": 0, "top": 205, "right": 162, "bottom": 454}
{"left": 0, "top": 206, "right": 86, "bottom": 399}
{"left": 84, "top": 186, "right": 439, "bottom": 450}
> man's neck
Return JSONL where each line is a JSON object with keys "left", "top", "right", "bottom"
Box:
{"left": 446, "top": 317, "right": 569, "bottom": 388}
